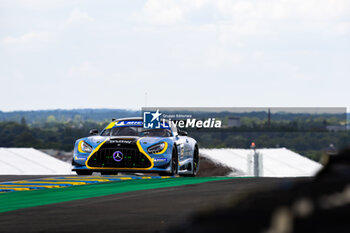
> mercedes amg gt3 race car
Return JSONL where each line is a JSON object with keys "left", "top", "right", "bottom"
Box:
{"left": 72, "top": 118, "right": 199, "bottom": 176}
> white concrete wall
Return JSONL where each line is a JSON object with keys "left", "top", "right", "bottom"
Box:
{"left": 200, "top": 148, "right": 322, "bottom": 177}
{"left": 0, "top": 148, "right": 72, "bottom": 175}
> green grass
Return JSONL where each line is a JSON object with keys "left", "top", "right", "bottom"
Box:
{"left": 0, "top": 177, "right": 235, "bottom": 213}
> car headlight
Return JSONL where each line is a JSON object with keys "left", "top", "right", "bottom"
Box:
{"left": 147, "top": 142, "right": 166, "bottom": 154}
{"left": 79, "top": 141, "right": 92, "bottom": 153}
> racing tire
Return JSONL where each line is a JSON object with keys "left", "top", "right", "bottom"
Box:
{"left": 159, "top": 146, "right": 178, "bottom": 176}
{"left": 76, "top": 170, "right": 93, "bottom": 176}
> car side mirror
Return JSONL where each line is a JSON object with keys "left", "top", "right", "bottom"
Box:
{"left": 89, "top": 129, "right": 99, "bottom": 135}
{"left": 178, "top": 130, "right": 188, "bottom": 136}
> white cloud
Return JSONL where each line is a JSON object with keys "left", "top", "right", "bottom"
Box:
{"left": 333, "top": 22, "right": 350, "bottom": 36}
{"left": 136, "top": 0, "right": 350, "bottom": 36}
{"left": 137, "top": 0, "right": 185, "bottom": 24}
{"left": 1, "top": 31, "right": 50, "bottom": 45}
{"left": 66, "top": 62, "right": 104, "bottom": 82}
{"left": 137, "top": 0, "right": 350, "bottom": 22}
{"left": 134, "top": 0, "right": 216, "bottom": 24}
{"left": 204, "top": 47, "right": 242, "bottom": 68}
{"left": 1, "top": 0, "right": 350, "bottom": 110}
{"left": 0, "top": 9, "right": 94, "bottom": 52}
{"left": 211, "top": 0, "right": 350, "bottom": 21}
{"left": 0, "top": 31, "right": 52, "bottom": 52}
{"left": 1, "top": 0, "right": 82, "bottom": 10}
{"left": 64, "top": 9, "right": 95, "bottom": 27}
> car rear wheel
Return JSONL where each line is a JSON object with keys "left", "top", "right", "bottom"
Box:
{"left": 76, "top": 170, "right": 93, "bottom": 176}
{"left": 191, "top": 146, "right": 199, "bottom": 176}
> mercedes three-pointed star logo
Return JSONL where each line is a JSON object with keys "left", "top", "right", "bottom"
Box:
{"left": 113, "top": 151, "right": 123, "bottom": 162}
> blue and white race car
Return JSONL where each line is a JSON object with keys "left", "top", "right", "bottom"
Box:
{"left": 72, "top": 118, "right": 199, "bottom": 176}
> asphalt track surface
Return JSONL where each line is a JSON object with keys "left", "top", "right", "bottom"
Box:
{"left": 0, "top": 176, "right": 308, "bottom": 233}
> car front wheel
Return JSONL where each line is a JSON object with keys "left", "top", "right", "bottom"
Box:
{"left": 159, "top": 146, "right": 178, "bottom": 177}
{"left": 169, "top": 146, "right": 179, "bottom": 176}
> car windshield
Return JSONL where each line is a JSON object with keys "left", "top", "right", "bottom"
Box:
{"left": 101, "top": 126, "right": 172, "bottom": 137}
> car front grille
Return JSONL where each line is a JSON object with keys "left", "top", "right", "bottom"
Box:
{"left": 87, "top": 147, "right": 152, "bottom": 169}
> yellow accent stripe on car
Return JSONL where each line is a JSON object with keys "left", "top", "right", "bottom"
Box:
{"left": 106, "top": 121, "right": 118, "bottom": 129}
{"left": 85, "top": 138, "right": 108, "bottom": 168}
{"left": 136, "top": 138, "right": 154, "bottom": 169}
{"left": 153, "top": 141, "right": 168, "bottom": 154}
{"left": 85, "top": 137, "right": 154, "bottom": 170}
{"left": 78, "top": 141, "right": 85, "bottom": 153}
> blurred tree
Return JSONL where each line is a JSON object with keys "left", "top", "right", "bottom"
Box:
{"left": 20, "top": 117, "right": 26, "bottom": 125}
{"left": 46, "top": 115, "right": 57, "bottom": 123}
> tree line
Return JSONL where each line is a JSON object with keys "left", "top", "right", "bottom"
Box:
{"left": 0, "top": 119, "right": 348, "bottom": 162}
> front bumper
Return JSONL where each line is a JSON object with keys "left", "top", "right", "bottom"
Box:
{"left": 73, "top": 137, "right": 172, "bottom": 172}
{"left": 72, "top": 165, "right": 171, "bottom": 173}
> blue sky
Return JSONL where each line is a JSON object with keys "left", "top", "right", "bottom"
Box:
{"left": 0, "top": 0, "right": 349, "bottom": 111}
